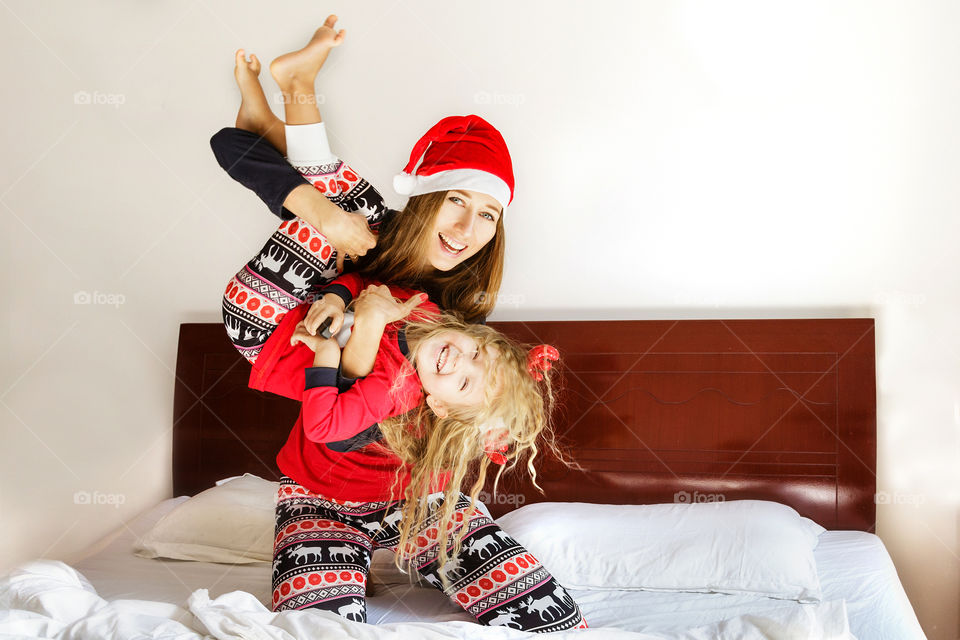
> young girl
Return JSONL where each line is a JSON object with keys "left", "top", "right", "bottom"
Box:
{"left": 257, "top": 271, "right": 585, "bottom": 631}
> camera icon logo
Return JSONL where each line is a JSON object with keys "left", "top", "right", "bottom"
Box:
{"left": 73, "top": 490, "right": 91, "bottom": 505}
{"left": 674, "top": 490, "right": 691, "bottom": 504}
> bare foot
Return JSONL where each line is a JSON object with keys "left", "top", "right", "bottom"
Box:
{"left": 270, "top": 15, "right": 345, "bottom": 92}
{"left": 234, "top": 49, "right": 279, "bottom": 133}
{"left": 234, "top": 50, "right": 286, "bottom": 152}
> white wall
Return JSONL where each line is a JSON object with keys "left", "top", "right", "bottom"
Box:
{"left": 1, "top": 1, "right": 957, "bottom": 636}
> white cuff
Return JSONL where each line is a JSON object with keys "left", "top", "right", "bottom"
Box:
{"left": 285, "top": 123, "right": 338, "bottom": 166}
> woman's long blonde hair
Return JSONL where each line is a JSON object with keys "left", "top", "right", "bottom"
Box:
{"left": 375, "top": 315, "right": 570, "bottom": 589}
{"left": 358, "top": 192, "right": 505, "bottom": 322}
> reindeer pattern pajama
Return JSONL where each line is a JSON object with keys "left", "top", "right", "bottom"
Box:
{"left": 217, "top": 126, "right": 391, "bottom": 363}
{"left": 273, "top": 476, "right": 585, "bottom": 632}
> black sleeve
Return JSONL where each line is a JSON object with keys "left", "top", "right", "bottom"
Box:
{"left": 209, "top": 127, "right": 309, "bottom": 220}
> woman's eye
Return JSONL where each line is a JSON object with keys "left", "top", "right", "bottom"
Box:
{"left": 472, "top": 349, "right": 479, "bottom": 360}
{"left": 449, "top": 196, "right": 464, "bottom": 205}
{"left": 480, "top": 211, "right": 495, "bottom": 221}
{"left": 460, "top": 378, "right": 467, "bottom": 391}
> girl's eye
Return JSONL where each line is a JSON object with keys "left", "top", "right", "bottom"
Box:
{"left": 459, "top": 378, "right": 468, "bottom": 391}
{"left": 472, "top": 349, "right": 479, "bottom": 360}
{"left": 480, "top": 211, "right": 495, "bottom": 221}
{"left": 449, "top": 196, "right": 464, "bottom": 205}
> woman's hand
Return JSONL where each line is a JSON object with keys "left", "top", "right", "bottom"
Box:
{"left": 304, "top": 293, "right": 346, "bottom": 336}
{"left": 353, "top": 285, "right": 427, "bottom": 327}
{"left": 316, "top": 204, "right": 377, "bottom": 271}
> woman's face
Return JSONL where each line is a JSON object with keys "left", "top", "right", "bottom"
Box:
{"left": 426, "top": 190, "right": 502, "bottom": 271}
{"left": 414, "top": 329, "right": 497, "bottom": 417}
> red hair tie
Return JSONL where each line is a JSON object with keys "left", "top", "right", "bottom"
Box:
{"left": 527, "top": 345, "right": 559, "bottom": 381}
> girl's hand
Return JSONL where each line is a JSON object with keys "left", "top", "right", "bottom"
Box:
{"left": 304, "top": 293, "right": 346, "bottom": 336}
{"left": 353, "top": 285, "right": 427, "bottom": 327}
{"left": 291, "top": 320, "right": 339, "bottom": 355}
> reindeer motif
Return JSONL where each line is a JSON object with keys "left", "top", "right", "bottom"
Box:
{"left": 286, "top": 502, "right": 312, "bottom": 517}
{"left": 282, "top": 262, "right": 316, "bottom": 297}
{"left": 520, "top": 594, "right": 565, "bottom": 621}
{"left": 381, "top": 509, "right": 403, "bottom": 529}
{"left": 352, "top": 197, "right": 382, "bottom": 221}
{"left": 328, "top": 544, "right": 361, "bottom": 562}
{"left": 224, "top": 317, "right": 241, "bottom": 342}
{"left": 552, "top": 584, "right": 575, "bottom": 607}
{"left": 242, "top": 327, "right": 267, "bottom": 343}
{"left": 255, "top": 245, "right": 287, "bottom": 273}
{"left": 464, "top": 534, "right": 502, "bottom": 559}
{"left": 421, "top": 572, "right": 442, "bottom": 589}
{"left": 488, "top": 606, "right": 523, "bottom": 628}
{"left": 359, "top": 521, "right": 382, "bottom": 536}
{"left": 439, "top": 556, "right": 465, "bottom": 580}
{"left": 287, "top": 544, "right": 322, "bottom": 565}
{"left": 337, "top": 599, "right": 364, "bottom": 622}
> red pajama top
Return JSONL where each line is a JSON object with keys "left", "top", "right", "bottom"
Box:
{"left": 249, "top": 273, "right": 445, "bottom": 502}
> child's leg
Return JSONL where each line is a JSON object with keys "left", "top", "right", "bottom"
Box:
{"left": 405, "top": 495, "right": 588, "bottom": 633}
{"left": 272, "top": 478, "right": 373, "bottom": 617}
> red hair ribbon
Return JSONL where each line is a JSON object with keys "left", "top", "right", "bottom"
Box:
{"left": 527, "top": 344, "right": 559, "bottom": 381}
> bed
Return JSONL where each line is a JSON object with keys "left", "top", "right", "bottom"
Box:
{"left": 0, "top": 319, "right": 927, "bottom": 639}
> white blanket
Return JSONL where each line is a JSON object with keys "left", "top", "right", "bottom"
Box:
{"left": 0, "top": 561, "right": 855, "bottom": 640}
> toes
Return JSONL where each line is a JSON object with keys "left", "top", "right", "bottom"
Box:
{"left": 235, "top": 49, "right": 246, "bottom": 65}
{"left": 250, "top": 53, "right": 261, "bottom": 74}
{"left": 324, "top": 14, "right": 338, "bottom": 28}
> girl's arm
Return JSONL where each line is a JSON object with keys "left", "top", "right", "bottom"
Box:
{"left": 292, "top": 320, "right": 414, "bottom": 444}
{"left": 341, "top": 286, "right": 427, "bottom": 379}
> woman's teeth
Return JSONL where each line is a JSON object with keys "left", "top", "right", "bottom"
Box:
{"left": 439, "top": 232, "right": 466, "bottom": 254}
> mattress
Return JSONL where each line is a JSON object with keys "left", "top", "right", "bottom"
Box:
{"left": 72, "top": 498, "right": 925, "bottom": 639}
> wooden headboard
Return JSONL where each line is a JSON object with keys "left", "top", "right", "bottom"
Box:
{"left": 173, "top": 318, "right": 876, "bottom": 531}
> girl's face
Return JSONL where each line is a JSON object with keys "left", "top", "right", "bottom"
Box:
{"left": 426, "top": 190, "right": 502, "bottom": 271}
{"left": 415, "top": 329, "right": 497, "bottom": 417}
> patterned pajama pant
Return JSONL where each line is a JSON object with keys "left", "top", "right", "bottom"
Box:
{"left": 222, "top": 159, "right": 387, "bottom": 363}
{"left": 273, "top": 477, "right": 587, "bottom": 632}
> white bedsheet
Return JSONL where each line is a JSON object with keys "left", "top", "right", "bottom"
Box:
{"left": 40, "top": 498, "right": 924, "bottom": 639}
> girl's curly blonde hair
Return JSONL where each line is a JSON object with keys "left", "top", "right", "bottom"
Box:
{"left": 375, "top": 314, "right": 570, "bottom": 589}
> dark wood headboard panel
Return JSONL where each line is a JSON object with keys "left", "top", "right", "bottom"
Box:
{"left": 173, "top": 319, "right": 876, "bottom": 531}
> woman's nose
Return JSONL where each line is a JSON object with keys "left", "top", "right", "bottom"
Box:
{"left": 452, "top": 208, "right": 475, "bottom": 235}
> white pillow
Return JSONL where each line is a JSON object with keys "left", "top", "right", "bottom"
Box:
{"left": 496, "top": 500, "right": 825, "bottom": 602}
{"left": 134, "top": 474, "right": 279, "bottom": 564}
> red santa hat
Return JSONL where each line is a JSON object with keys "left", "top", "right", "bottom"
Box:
{"left": 393, "top": 115, "right": 514, "bottom": 209}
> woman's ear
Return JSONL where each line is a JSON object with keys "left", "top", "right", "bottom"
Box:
{"left": 425, "top": 394, "right": 448, "bottom": 418}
